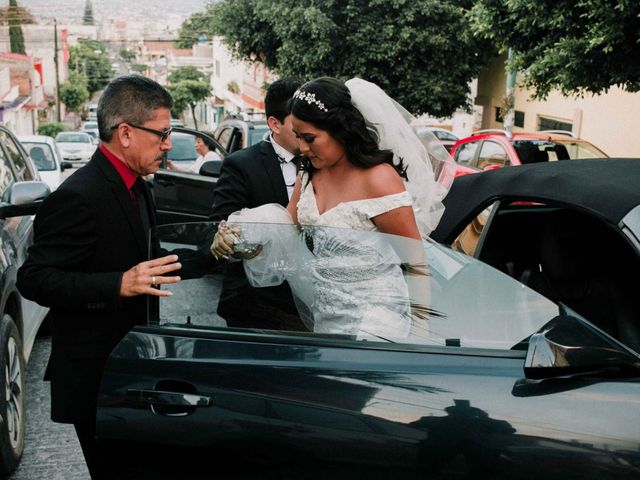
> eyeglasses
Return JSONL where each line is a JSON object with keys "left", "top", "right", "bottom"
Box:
{"left": 112, "top": 123, "right": 173, "bottom": 142}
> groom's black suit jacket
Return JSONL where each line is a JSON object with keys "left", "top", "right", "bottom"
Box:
{"left": 210, "top": 140, "right": 305, "bottom": 330}
{"left": 17, "top": 149, "right": 155, "bottom": 423}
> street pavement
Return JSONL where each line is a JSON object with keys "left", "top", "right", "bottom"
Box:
{"left": 10, "top": 335, "right": 89, "bottom": 479}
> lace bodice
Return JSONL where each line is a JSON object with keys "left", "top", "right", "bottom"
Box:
{"left": 297, "top": 174, "right": 414, "bottom": 230}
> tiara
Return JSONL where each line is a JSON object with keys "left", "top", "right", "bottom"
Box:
{"left": 293, "top": 89, "right": 328, "bottom": 112}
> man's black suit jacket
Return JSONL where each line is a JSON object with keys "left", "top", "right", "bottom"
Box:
{"left": 210, "top": 140, "right": 305, "bottom": 330}
{"left": 17, "top": 148, "right": 154, "bottom": 423}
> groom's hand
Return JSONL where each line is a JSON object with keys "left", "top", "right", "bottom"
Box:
{"left": 211, "top": 221, "right": 240, "bottom": 259}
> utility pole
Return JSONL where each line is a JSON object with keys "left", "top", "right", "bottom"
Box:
{"left": 503, "top": 48, "right": 516, "bottom": 133}
{"left": 54, "top": 19, "right": 61, "bottom": 122}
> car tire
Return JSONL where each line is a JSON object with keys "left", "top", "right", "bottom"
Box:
{"left": 0, "top": 314, "right": 25, "bottom": 475}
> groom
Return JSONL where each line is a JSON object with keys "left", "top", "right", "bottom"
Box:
{"left": 210, "top": 77, "right": 307, "bottom": 331}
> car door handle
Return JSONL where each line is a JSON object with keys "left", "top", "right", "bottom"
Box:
{"left": 154, "top": 177, "right": 175, "bottom": 186}
{"left": 126, "top": 389, "right": 213, "bottom": 407}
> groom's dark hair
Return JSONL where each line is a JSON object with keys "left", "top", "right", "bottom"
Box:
{"left": 265, "top": 77, "right": 303, "bottom": 123}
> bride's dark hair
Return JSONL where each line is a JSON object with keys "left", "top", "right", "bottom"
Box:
{"left": 290, "top": 77, "right": 407, "bottom": 179}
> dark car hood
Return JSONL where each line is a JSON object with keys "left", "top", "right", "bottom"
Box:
{"left": 432, "top": 158, "right": 640, "bottom": 243}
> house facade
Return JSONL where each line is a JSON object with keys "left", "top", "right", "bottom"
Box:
{"left": 475, "top": 55, "right": 640, "bottom": 157}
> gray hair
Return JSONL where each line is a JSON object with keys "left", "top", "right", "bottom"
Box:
{"left": 97, "top": 75, "right": 173, "bottom": 142}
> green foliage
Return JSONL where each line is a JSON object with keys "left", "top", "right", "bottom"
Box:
{"left": 59, "top": 71, "right": 90, "bottom": 113}
{"left": 168, "top": 66, "right": 207, "bottom": 83}
{"left": 167, "top": 79, "right": 212, "bottom": 130}
{"left": 119, "top": 47, "right": 136, "bottom": 62}
{"left": 69, "top": 40, "right": 112, "bottom": 94}
{"left": 8, "top": 0, "right": 25, "bottom": 54}
{"left": 174, "top": 10, "right": 216, "bottom": 48}
{"left": 130, "top": 64, "right": 147, "bottom": 74}
{"left": 470, "top": 0, "right": 640, "bottom": 99}
{"left": 37, "top": 122, "right": 66, "bottom": 138}
{"left": 83, "top": 0, "right": 94, "bottom": 26}
{"left": 200, "top": 0, "right": 494, "bottom": 116}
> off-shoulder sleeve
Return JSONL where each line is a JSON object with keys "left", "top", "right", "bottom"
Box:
{"left": 358, "top": 191, "right": 413, "bottom": 219}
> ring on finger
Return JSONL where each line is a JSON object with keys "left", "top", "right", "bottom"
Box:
{"left": 152, "top": 276, "right": 156, "bottom": 285}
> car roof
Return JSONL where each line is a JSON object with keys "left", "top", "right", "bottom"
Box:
{"left": 432, "top": 159, "right": 640, "bottom": 243}
{"left": 18, "top": 134, "right": 55, "bottom": 145}
{"left": 462, "top": 131, "right": 586, "bottom": 143}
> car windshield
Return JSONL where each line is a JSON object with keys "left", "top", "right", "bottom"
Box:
{"left": 56, "top": 133, "right": 91, "bottom": 143}
{"left": 151, "top": 222, "right": 557, "bottom": 349}
{"left": 513, "top": 139, "right": 607, "bottom": 163}
{"left": 168, "top": 134, "right": 197, "bottom": 162}
{"left": 83, "top": 122, "right": 98, "bottom": 129}
{"left": 249, "top": 127, "right": 269, "bottom": 146}
{"left": 22, "top": 142, "right": 56, "bottom": 171}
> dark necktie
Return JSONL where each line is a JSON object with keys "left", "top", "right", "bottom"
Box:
{"left": 133, "top": 178, "right": 151, "bottom": 241}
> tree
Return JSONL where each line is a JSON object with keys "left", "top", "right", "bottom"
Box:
{"left": 168, "top": 66, "right": 206, "bottom": 83}
{"left": 470, "top": 0, "right": 640, "bottom": 99}
{"left": 8, "top": 0, "right": 25, "bottom": 54}
{"left": 83, "top": 0, "right": 94, "bottom": 26}
{"left": 37, "top": 122, "right": 65, "bottom": 138}
{"left": 69, "top": 40, "right": 112, "bottom": 94}
{"left": 167, "top": 71, "right": 211, "bottom": 130}
{"left": 59, "top": 72, "right": 90, "bottom": 113}
{"left": 119, "top": 47, "right": 136, "bottom": 63}
{"left": 174, "top": 10, "right": 214, "bottom": 48}
{"left": 202, "top": 0, "right": 494, "bottom": 117}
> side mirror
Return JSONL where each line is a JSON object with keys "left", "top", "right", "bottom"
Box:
{"left": 61, "top": 161, "right": 73, "bottom": 171}
{"left": 199, "top": 161, "right": 222, "bottom": 178}
{"left": 0, "top": 181, "right": 51, "bottom": 218}
{"left": 524, "top": 311, "right": 640, "bottom": 380}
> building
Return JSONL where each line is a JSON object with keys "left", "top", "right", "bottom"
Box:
{"left": 474, "top": 55, "right": 640, "bottom": 157}
{"left": 0, "top": 53, "right": 46, "bottom": 134}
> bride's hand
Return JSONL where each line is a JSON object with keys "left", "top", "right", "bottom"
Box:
{"left": 211, "top": 221, "right": 241, "bottom": 259}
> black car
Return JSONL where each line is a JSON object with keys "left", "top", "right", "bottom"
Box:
{"left": 151, "top": 128, "right": 227, "bottom": 225}
{"left": 93, "top": 159, "right": 640, "bottom": 478}
{"left": 0, "top": 124, "right": 50, "bottom": 475}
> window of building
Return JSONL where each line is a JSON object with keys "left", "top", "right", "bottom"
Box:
{"left": 538, "top": 116, "right": 572, "bottom": 132}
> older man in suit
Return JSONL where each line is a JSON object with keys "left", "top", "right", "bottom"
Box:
{"left": 210, "top": 78, "right": 307, "bottom": 331}
{"left": 17, "top": 75, "right": 182, "bottom": 479}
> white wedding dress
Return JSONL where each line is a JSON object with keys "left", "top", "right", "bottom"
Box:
{"left": 229, "top": 174, "right": 419, "bottom": 341}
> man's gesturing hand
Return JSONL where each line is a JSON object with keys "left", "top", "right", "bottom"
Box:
{"left": 120, "top": 254, "right": 182, "bottom": 297}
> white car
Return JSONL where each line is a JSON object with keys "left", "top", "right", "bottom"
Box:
{"left": 18, "top": 135, "right": 72, "bottom": 191}
{"left": 54, "top": 131, "right": 95, "bottom": 164}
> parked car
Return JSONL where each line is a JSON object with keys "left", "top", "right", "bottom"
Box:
{"left": 152, "top": 128, "right": 227, "bottom": 225}
{"left": 414, "top": 126, "right": 459, "bottom": 153}
{"left": 214, "top": 115, "right": 269, "bottom": 154}
{"left": 18, "top": 135, "right": 72, "bottom": 191}
{"left": 0, "top": 124, "right": 50, "bottom": 475}
{"left": 450, "top": 130, "right": 608, "bottom": 176}
{"left": 54, "top": 131, "right": 95, "bottom": 164}
{"left": 92, "top": 159, "right": 640, "bottom": 478}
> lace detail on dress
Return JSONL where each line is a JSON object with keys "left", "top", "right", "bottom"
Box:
{"left": 297, "top": 173, "right": 413, "bottom": 231}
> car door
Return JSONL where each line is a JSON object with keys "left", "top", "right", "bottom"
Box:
{"left": 96, "top": 222, "right": 640, "bottom": 478}
{"left": 151, "top": 128, "right": 226, "bottom": 225}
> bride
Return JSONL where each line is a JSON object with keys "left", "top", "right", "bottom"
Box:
{"left": 213, "top": 77, "right": 454, "bottom": 340}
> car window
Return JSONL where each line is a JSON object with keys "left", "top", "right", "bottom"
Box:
{"left": 215, "top": 127, "right": 233, "bottom": 151}
{"left": 433, "top": 130, "right": 458, "bottom": 142}
{"left": 0, "top": 130, "right": 32, "bottom": 180}
{"left": 55, "top": 133, "right": 91, "bottom": 143}
{"left": 229, "top": 130, "right": 243, "bottom": 152}
{"left": 0, "top": 143, "right": 17, "bottom": 201}
{"left": 249, "top": 127, "right": 269, "bottom": 146}
{"left": 477, "top": 141, "right": 510, "bottom": 169}
{"left": 152, "top": 222, "right": 557, "bottom": 351}
{"left": 558, "top": 140, "right": 607, "bottom": 159}
{"left": 22, "top": 143, "right": 56, "bottom": 172}
{"left": 454, "top": 142, "right": 478, "bottom": 166}
{"left": 167, "top": 134, "right": 197, "bottom": 162}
